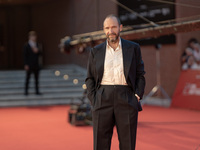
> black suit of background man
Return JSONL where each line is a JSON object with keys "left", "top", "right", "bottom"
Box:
{"left": 24, "top": 31, "right": 42, "bottom": 95}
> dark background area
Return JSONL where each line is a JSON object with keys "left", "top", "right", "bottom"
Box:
{"left": 118, "top": 0, "right": 176, "bottom": 45}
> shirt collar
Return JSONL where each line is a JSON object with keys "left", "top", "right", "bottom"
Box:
{"left": 106, "top": 38, "right": 121, "bottom": 51}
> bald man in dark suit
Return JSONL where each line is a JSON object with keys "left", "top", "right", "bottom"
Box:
{"left": 85, "top": 15, "right": 145, "bottom": 150}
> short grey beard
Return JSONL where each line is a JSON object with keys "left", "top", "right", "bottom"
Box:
{"left": 107, "top": 34, "right": 119, "bottom": 43}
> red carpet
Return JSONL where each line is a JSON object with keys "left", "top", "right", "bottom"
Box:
{"left": 0, "top": 105, "right": 199, "bottom": 150}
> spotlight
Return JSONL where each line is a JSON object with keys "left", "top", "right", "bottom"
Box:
{"left": 82, "top": 84, "right": 87, "bottom": 89}
{"left": 63, "top": 74, "right": 69, "bottom": 80}
{"left": 73, "top": 79, "right": 79, "bottom": 84}
{"left": 55, "top": 70, "right": 60, "bottom": 76}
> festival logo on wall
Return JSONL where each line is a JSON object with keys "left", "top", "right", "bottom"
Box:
{"left": 183, "top": 83, "right": 200, "bottom": 96}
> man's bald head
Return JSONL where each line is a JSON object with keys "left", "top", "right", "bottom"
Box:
{"left": 103, "top": 14, "right": 121, "bottom": 27}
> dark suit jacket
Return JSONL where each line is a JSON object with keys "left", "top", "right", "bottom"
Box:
{"left": 24, "top": 43, "right": 41, "bottom": 69}
{"left": 85, "top": 38, "right": 145, "bottom": 107}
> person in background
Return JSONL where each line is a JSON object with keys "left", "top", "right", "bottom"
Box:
{"left": 24, "top": 31, "right": 42, "bottom": 95}
{"left": 181, "top": 47, "right": 193, "bottom": 66}
{"left": 181, "top": 38, "right": 200, "bottom": 70}
{"left": 193, "top": 42, "right": 200, "bottom": 64}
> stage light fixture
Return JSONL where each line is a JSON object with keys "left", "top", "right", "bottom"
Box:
{"left": 82, "top": 84, "right": 87, "bottom": 89}
{"left": 60, "top": 36, "right": 71, "bottom": 54}
{"left": 73, "top": 79, "right": 79, "bottom": 84}
{"left": 63, "top": 75, "right": 69, "bottom": 80}
{"left": 55, "top": 70, "right": 61, "bottom": 76}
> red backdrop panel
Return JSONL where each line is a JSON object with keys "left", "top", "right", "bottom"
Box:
{"left": 172, "top": 70, "right": 200, "bottom": 110}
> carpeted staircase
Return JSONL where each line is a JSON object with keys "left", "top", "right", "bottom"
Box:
{"left": 0, "top": 64, "right": 87, "bottom": 107}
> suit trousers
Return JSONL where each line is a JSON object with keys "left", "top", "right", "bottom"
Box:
{"left": 25, "top": 68, "right": 40, "bottom": 94}
{"left": 92, "top": 85, "right": 138, "bottom": 150}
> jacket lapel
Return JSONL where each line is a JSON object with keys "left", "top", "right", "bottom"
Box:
{"left": 121, "top": 39, "right": 134, "bottom": 80}
{"left": 95, "top": 42, "right": 106, "bottom": 83}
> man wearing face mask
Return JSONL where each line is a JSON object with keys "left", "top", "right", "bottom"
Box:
{"left": 85, "top": 14, "right": 146, "bottom": 150}
{"left": 24, "top": 31, "right": 42, "bottom": 95}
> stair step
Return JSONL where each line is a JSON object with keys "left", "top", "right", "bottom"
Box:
{"left": 0, "top": 82, "right": 85, "bottom": 89}
{"left": 0, "top": 92, "right": 83, "bottom": 101}
{"left": 0, "top": 87, "right": 83, "bottom": 95}
{"left": 0, "top": 77, "right": 85, "bottom": 84}
{"left": 0, "top": 98, "right": 83, "bottom": 107}
{"left": 0, "top": 72, "right": 84, "bottom": 79}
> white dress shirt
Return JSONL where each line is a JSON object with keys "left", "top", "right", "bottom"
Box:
{"left": 28, "top": 40, "right": 37, "bottom": 48}
{"left": 101, "top": 39, "right": 128, "bottom": 85}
